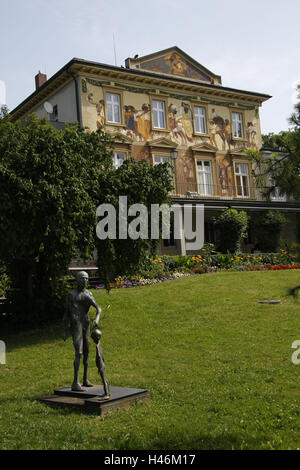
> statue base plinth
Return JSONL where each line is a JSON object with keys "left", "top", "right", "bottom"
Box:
{"left": 38, "top": 385, "right": 150, "bottom": 415}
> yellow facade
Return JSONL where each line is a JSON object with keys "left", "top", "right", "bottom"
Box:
{"left": 79, "top": 47, "right": 266, "bottom": 201}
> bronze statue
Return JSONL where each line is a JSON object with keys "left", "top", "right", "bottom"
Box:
{"left": 91, "top": 328, "right": 110, "bottom": 398}
{"left": 63, "top": 271, "right": 101, "bottom": 391}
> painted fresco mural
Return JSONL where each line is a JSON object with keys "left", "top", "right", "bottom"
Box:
{"left": 133, "top": 147, "right": 151, "bottom": 163}
{"left": 81, "top": 78, "right": 260, "bottom": 199}
{"left": 123, "top": 103, "right": 151, "bottom": 141}
{"left": 139, "top": 52, "right": 211, "bottom": 82}
{"left": 168, "top": 101, "right": 193, "bottom": 145}
{"left": 216, "top": 155, "right": 234, "bottom": 196}
{"left": 208, "top": 107, "right": 232, "bottom": 151}
{"left": 81, "top": 78, "right": 261, "bottom": 151}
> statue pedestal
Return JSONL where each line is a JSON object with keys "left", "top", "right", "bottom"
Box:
{"left": 38, "top": 385, "right": 150, "bottom": 415}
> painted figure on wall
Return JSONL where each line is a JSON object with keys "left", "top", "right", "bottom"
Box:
{"left": 177, "top": 153, "right": 195, "bottom": 181}
{"left": 180, "top": 102, "right": 194, "bottom": 142}
{"left": 168, "top": 104, "right": 177, "bottom": 132}
{"left": 96, "top": 100, "right": 105, "bottom": 128}
{"left": 209, "top": 109, "right": 233, "bottom": 151}
{"left": 209, "top": 120, "right": 218, "bottom": 147}
{"left": 140, "top": 53, "right": 211, "bottom": 82}
{"left": 123, "top": 104, "right": 151, "bottom": 141}
{"left": 134, "top": 148, "right": 150, "bottom": 163}
{"left": 124, "top": 105, "right": 137, "bottom": 133}
{"left": 217, "top": 156, "right": 233, "bottom": 194}
{"left": 87, "top": 93, "right": 105, "bottom": 129}
{"left": 246, "top": 122, "right": 257, "bottom": 148}
{"left": 136, "top": 104, "right": 151, "bottom": 141}
{"left": 168, "top": 103, "right": 193, "bottom": 145}
{"left": 165, "top": 53, "right": 188, "bottom": 77}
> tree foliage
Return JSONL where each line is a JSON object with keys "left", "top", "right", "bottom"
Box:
{"left": 247, "top": 84, "right": 300, "bottom": 199}
{"left": 95, "top": 158, "right": 173, "bottom": 286}
{"left": 214, "top": 208, "right": 248, "bottom": 254}
{"left": 254, "top": 210, "right": 286, "bottom": 252}
{"left": 0, "top": 115, "right": 115, "bottom": 320}
{"left": 0, "top": 113, "right": 173, "bottom": 322}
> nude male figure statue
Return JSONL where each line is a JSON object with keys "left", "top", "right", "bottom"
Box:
{"left": 63, "top": 271, "right": 101, "bottom": 392}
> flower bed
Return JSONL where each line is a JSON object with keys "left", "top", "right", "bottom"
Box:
{"left": 95, "top": 246, "right": 299, "bottom": 290}
{"left": 265, "top": 264, "right": 300, "bottom": 270}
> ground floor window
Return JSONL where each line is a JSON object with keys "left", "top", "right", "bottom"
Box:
{"left": 235, "top": 162, "right": 250, "bottom": 197}
{"left": 197, "top": 160, "right": 214, "bottom": 196}
{"left": 112, "top": 151, "right": 126, "bottom": 169}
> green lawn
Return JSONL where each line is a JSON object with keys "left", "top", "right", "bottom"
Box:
{"left": 1, "top": 270, "right": 300, "bottom": 450}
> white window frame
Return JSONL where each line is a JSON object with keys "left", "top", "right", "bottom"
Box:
{"left": 154, "top": 155, "right": 171, "bottom": 170}
{"left": 197, "top": 160, "right": 214, "bottom": 196}
{"left": 269, "top": 176, "right": 286, "bottom": 201}
{"left": 235, "top": 162, "right": 250, "bottom": 197}
{"left": 152, "top": 100, "right": 166, "bottom": 129}
{"left": 232, "top": 112, "right": 243, "bottom": 139}
{"left": 194, "top": 106, "right": 207, "bottom": 134}
{"left": 112, "top": 151, "right": 126, "bottom": 169}
{"left": 106, "top": 92, "right": 121, "bottom": 124}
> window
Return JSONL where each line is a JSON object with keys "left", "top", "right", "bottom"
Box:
{"left": 197, "top": 160, "right": 214, "bottom": 196}
{"left": 194, "top": 106, "right": 207, "bottom": 134}
{"left": 154, "top": 155, "right": 171, "bottom": 166}
{"left": 269, "top": 176, "right": 286, "bottom": 201}
{"left": 152, "top": 100, "right": 166, "bottom": 129}
{"left": 112, "top": 151, "right": 126, "bottom": 169}
{"left": 154, "top": 155, "right": 173, "bottom": 184}
{"left": 232, "top": 112, "right": 243, "bottom": 138}
{"left": 50, "top": 104, "right": 58, "bottom": 122}
{"left": 235, "top": 162, "right": 250, "bottom": 197}
{"left": 106, "top": 92, "right": 121, "bottom": 124}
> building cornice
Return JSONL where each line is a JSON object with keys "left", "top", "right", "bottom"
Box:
{"left": 10, "top": 58, "right": 272, "bottom": 122}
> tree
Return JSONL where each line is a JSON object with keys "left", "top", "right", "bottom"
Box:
{"left": 247, "top": 84, "right": 300, "bottom": 199}
{"left": 0, "top": 114, "right": 173, "bottom": 321}
{"left": 0, "top": 115, "right": 114, "bottom": 320}
{"left": 254, "top": 210, "right": 286, "bottom": 252}
{"left": 95, "top": 158, "right": 173, "bottom": 286}
{"left": 214, "top": 208, "right": 248, "bottom": 254}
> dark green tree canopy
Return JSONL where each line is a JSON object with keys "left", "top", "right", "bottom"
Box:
{"left": 95, "top": 158, "right": 173, "bottom": 285}
{"left": 247, "top": 84, "right": 300, "bottom": 200}
{"left": 214, "top": 208, "right": 248, "bottom": 254}
{"left": 0, "top": 114, "right": 172, "bottom": 321}
{"left": 0, "top": 115, "right": 114, "bottom": 313}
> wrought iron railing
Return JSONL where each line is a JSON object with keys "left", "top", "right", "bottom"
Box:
{"left": 171, "top": 182, "right": 288, "bottom": 202}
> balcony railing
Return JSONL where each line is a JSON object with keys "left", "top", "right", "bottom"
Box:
{"left": 171, "top": 182, "right": 288, "bottom": 202}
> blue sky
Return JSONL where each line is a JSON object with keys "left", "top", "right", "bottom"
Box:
{"left": 1, "top": 0, "right": 299, "bottom": 134}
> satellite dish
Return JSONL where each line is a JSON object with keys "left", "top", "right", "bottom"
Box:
{"left": 43, "top": 101, "right": 53, "bottom": 114}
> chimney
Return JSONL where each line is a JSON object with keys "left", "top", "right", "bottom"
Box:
{"left": 35, "top": 71, "right": 47, "bottom": 90}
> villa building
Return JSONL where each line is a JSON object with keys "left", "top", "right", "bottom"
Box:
{"left": 11, "top": 46, "right": 300, "bottom": 254}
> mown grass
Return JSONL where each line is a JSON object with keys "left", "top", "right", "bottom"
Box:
{"left": 1, "top": 270, "right": 300, "bottom": 450}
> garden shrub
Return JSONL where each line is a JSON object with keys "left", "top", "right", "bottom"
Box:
{"left": 255, "top": 210, "right": 286, "bottom": 252}
{"left": 214, "top": 209, "right": 248, "bottom": 254}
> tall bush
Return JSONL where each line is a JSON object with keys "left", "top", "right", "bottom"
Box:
{"left": 255, "top": 210, "right": 286, "bottom": 252}
{"left": 214, "top": 209, "right": 248, "bottom": 253}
